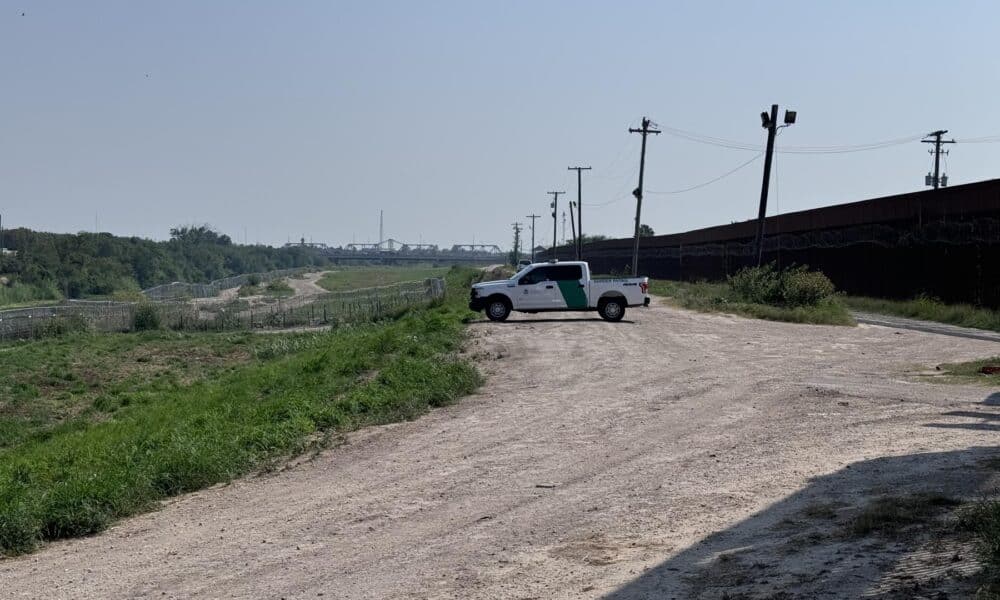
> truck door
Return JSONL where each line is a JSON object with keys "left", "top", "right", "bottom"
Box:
{"left": 547, "top": 264, "right": 588, "bottom": 309}
{"left": 515, "top": 266, "right": 559, "bottom": 309}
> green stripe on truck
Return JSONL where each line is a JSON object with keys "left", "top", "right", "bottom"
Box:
{"left": 557, "top": 280, "right": 588, "bottom": 309}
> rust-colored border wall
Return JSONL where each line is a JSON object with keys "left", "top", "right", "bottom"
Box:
{"left": 546, "top": 179, "right": 1000, "bottom": 307}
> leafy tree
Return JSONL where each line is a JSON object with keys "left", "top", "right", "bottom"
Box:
{"left": 0, "top": 226, "right": 329, "bottom": 300}
{"left": 639, "top": 224, "right": 655, "bottom": 237}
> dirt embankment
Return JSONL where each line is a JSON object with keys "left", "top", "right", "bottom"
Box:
{"left": 2, "top": 300, "right": 999, "bottom": 598}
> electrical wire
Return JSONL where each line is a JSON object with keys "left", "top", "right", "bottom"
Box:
{"left": 583, "top": 189, "right": 632, "bottom": 207}
{"left": 954, "top": 134, "right": 1000, "bottom": 143}
{"left": 645, "top": 153, "right": 763, "bottom": 195}
{"left": 660, "top": 124, "right": 926, "bottom": 154}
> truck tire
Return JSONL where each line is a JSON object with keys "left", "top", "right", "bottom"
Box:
{"left": 486, "top": 297, "right": 512, "bottom": 322}
{"left": 598, "top": 297, "right": 626, "bottom": 322}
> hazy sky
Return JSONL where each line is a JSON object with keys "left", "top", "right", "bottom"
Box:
{"left": 3, "top": 1, "right": 999, "bottom": 248}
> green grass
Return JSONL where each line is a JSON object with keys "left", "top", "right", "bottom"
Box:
{"left": 847, "top": 493, "right": 960, "bottom": 537}
{"left": 844, "top": 295, "right": 1000, "bottom": 333}
{"left": 317, "top": 266, "right": 449, "bottom": 293}
{"left": 264, "top": 279, "right": 294, "bottom": 296}
{"left": 0, "top": 330, "right": 291, "bottom": 450}
{"left": 928, "top": 356, "right": 1000, "bottom": 386}
{"left": 648, "top": 279, "right": 854, "bottom": 326}
{"left": 0, "top": 281, "right": 62, "bottom": 308}
{"left": 0, "top": 267, "right": 481, "bottom": 555}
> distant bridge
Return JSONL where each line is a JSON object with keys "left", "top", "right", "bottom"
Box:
{"left": 319, "top": 248, "right": 504, "bottom": 266}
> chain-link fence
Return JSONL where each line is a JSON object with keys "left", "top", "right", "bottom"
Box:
{"left": 141, "top": 267, "right": 312, "bottom": 301}
{"left": 0, "top": 279, "right": 445, "bottom": 341}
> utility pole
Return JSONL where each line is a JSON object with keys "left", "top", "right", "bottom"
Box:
{"left": 547, "top": 191, "right": 564, "bottom": 257}
{"left": 567, "top": 166, "right": 591, "bottom": 260}
{"left": 526, "top": 214, "right": 540, "bottom": 263}
{"left": 511, "top": 222, "right": 522, "bottom": 266}
{"left": 568, "top": 201, "right": 578, "bottom": 257}
{"left": 753, "top": 104, "right": 796, "bottom": 266}
{"left": 922, "top": 130, "right": 955, "bottom": 189}
{"left": 628, "top": 117, "right": 660, "bottom": 276}
{"left": 561, "top": 211, "right": 567, "bottom": 245}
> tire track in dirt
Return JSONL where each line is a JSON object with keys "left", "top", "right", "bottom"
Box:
{"left": 2, "top": 300, "right": 999, "bottom": 598}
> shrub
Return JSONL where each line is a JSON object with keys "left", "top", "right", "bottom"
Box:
{"left": 246, "top": 274, "right": 262, "bottom": 286}
{"left": 133, "top": 303, "right": 162, "bottom": 331}
{"left": 33, "top": 315, "right": 90, "bottom": 338}
{"left": 728, "top": 264, "right": 836, "bottom": 308}
{"left": 728, "top": 264, "right": 782, "bottom": 304}
{"left": 781, "top": 266, "right": 836, "bottom": 307}
{"left": 265, "top": 280, "right": 293, "bottom": 294}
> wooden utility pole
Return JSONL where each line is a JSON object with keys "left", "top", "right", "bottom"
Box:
{"left": 511, "top": 222, "right": 522, "bottom": 266}
{"left": 628, "top": 118, "right": 660, "bottom": 276}
{"left": 567, "top": 166, "right": 591, "bottom": 260}
{"left": 568, "top": 201, "right": 578, "bottom": 256}
{"left": 922, "top": 130, "right": 955, "bottom": 189}
{"left": 547, "top": 191, "right": 564, "bottom": 257}
{"left": 526, "top": 214, "right": 539, "bottom": 262}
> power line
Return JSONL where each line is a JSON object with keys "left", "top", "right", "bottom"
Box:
{"left": 583, "top": 190, "right": 632, "bottom": 208}
{"left": 646, "top": 153, "right": 763, "bottom": 195}
{"left": 659, "top": 124, "right": 926, "bottom": 154}
{"left": 954, "top": 134, "right": 1000, "bottom": 143}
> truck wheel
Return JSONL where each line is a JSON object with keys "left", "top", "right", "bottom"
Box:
{"left": 486, "top": 298, "right": 511, "bottom": 322}
{"left": 598, "top": 298, "right": 625, "bottom": 322}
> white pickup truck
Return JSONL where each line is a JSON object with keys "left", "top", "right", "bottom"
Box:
{"left": 469, "top": 261, "right": 650, "bottom": 322}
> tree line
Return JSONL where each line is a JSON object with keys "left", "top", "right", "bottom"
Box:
{"left": 0, "top": 226, "right": 330, "bottom": 300}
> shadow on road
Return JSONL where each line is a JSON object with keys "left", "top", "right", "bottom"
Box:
{"left": 603, "top": 394, "right": 1000, "bottom": 599}
{"left": 466, "top": 318, "right": 636, "bottom": 325}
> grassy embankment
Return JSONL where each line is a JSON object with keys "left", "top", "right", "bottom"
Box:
{"left": 648, "top": 264, "right": 853, "bottom": 326}
{"left": 844, "top": 295, "right": 1000, "bottom": 333}
{"left": 318, "top": 266, "right": 449, "bottom": 292}
{"left": 0, "top": 267, "right": 480, "bottom": 556}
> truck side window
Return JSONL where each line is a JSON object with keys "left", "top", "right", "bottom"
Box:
{"left": 519, "top": 267, "right": 552, "bottom": 285}
{"left": 550, "top": 265, "right": 583, "bottom": 281}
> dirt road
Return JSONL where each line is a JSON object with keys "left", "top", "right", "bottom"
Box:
{"left": 3, "top": 301, "right": 999, "bottom": 598}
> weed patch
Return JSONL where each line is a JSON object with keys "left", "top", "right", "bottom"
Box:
{"left": 847, "top": 493, "right": 960, "bottom": 537}
{"left": 649, "top": 271, "right": 853, "bottom": 327}
{"left": 929, "top": 357, "right": 1000, "bottom": 386}
{"left": 845, "top": 295, "right": 1000, "bottom": 333}
{"left": 0, "top": 268, "right": 481, "bottom": 555}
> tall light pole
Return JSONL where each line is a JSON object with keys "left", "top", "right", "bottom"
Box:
{"left": 753, "top": 104, "right": 796, "bottom": 266}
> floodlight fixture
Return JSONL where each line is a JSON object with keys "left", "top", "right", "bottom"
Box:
{"left": 760, "top": 112, "right": 770, "bottom": 128}
{"left": 784, "top": 110, "right": 797, "bottom": 125}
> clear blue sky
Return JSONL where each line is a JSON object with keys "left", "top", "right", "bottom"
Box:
{"left": 2, "top": 1, "right": 999, "bottom": 248}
